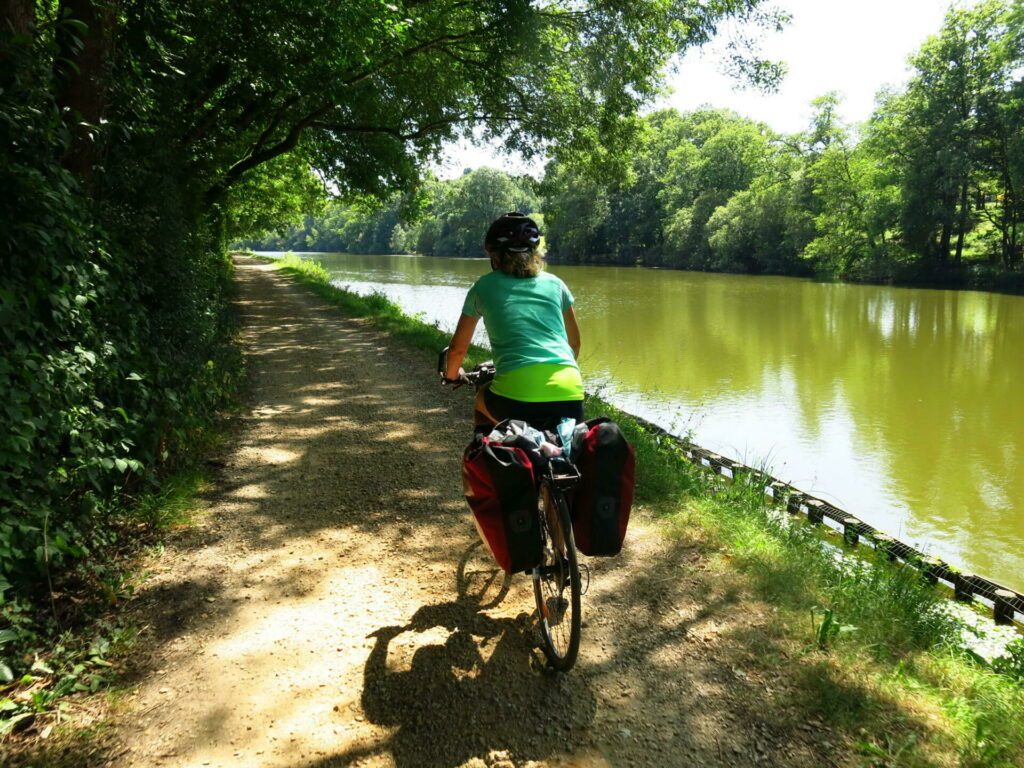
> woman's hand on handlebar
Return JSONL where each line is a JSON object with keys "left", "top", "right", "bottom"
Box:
{"left": 441, "top": 367, "right": 471, "bottom": 389}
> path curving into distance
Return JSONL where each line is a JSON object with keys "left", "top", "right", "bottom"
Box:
{"left": 108, "top": 257, "right": 838, "bottom": 768}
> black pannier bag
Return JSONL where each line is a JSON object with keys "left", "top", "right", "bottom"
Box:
{"left": 462, "top": 432, "right": 542, "bottom": 574}
{"left": 571, "top": 418, "right": 635, "bottom": 556}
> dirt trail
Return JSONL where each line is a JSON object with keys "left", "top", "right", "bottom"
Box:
{"left": 109, "top": 258, "right": 834, "bottom": 768}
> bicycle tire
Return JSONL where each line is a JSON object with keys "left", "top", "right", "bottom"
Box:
{"left": 533, "top": 479, "right": 582, "bottom": 671}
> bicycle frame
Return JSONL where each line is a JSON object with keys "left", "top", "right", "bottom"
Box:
{"left": 532, "top": 458, "right": 583, "bottom": 670}
{"left": 533, "top": 458, "right": 579, "bottom": 576}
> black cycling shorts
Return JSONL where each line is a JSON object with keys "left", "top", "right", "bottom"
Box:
{"left": 474, "top": 385, "right": 584, "bottom": 433}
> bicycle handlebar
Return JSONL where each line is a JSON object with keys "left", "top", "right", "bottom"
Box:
{"left": 438, "top": 346, "right": 495, "bottom": 389}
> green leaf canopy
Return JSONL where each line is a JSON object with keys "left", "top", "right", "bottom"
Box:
{"left": 113, "top": 0, "right": 781, "bottom": 203}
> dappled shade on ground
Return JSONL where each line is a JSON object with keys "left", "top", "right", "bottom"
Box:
{"left": 79, "top": 259, "right": 914, "bottom": 767}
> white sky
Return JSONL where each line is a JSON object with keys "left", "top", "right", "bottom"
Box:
{"left": 664, "top": 0, "right": 960, "bottom": 134}
{"left": 435, "top": 0, "right": 965, "bottom": 179}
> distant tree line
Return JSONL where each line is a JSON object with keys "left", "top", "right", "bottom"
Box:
{"left": 545, "top": 1, "right": 1024, "bottom": 290}
{"left": 240, "top": 167, "right": 539, "bottom": 258}
{"left": 246, "top": 2, "right": 1024, "bottom": 291}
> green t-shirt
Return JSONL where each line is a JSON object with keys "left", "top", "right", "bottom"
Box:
{"left": 462, "top": 270, "right": 583, "bottom": 402}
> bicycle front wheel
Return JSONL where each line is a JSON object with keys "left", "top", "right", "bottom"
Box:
{"left": 533, "top": 480, "right": 582, "bottom": 671}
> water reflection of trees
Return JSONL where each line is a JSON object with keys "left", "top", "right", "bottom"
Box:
{"left": 573, "top": 269, "right": 1023, "bottom": 586}
{"left": 311, "top": 253, "right": 1024, "bottom": 588}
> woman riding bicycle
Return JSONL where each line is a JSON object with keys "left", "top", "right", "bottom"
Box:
{"left": 443, "top": 212, "right": 584, "bottom": 431}
{"left": 445, "top": 212, "right": 588, "bottom": 671}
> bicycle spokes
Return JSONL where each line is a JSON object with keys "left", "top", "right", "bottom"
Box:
{"left": 533, "top": 479, "right": 582, "bottom": 671}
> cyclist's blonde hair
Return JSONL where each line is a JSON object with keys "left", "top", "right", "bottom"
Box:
{"left": 490, "top": 246, "right": 544, "bottom": 278}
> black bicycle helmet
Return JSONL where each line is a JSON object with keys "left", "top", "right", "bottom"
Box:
{"left": 484, "top": 212, "right": 542, "bottom": 253}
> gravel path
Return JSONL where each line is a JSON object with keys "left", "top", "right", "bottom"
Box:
{"left": 108, "top": 257, "right": 835, "bottom": 768}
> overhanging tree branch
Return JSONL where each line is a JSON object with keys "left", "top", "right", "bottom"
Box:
{"left": 310, "top": 113, "right": 518, "bottom": 140}
{"left": 205, "top": 24, "right": 500, "bottom": 202}
{"left": 206, "top": 104, "right": 331, "bottom": 203}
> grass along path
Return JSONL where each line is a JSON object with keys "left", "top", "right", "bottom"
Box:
{"left": 31, "top": 254, "right": 1018, "bottom": 767}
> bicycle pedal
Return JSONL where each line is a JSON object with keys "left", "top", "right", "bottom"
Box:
{"left": 579, "top": 563, "right": 591, "bottom": 596}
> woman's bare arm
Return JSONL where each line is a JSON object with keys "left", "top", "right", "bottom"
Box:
{"left": 445, "top": 313, "right": 479, "bottom": 379}
{"left": 563, "top": 307, "right": 581, "bottom": 359}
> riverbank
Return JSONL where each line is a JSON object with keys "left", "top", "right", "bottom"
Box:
{"left": 546, "top": 253, "right": 1024, "bottom": 297}
{"left": 6, "top": 255, "right": 1021, "bottom": 767}
{"left": 243, "top": 246, "right": 1024, "bottom": 298}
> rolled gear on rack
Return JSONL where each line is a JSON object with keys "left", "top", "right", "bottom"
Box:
{"left": 571, "top": 418, "right": 635, "bottom": 556}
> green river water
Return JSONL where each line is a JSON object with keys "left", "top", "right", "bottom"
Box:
{"left": 273, "top": 251, "right": 1024, "bottom": 592}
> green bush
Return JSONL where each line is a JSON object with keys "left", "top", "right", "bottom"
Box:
{"left": 0, "top": 14, "right": 239, "bottom": 607}
{"left": 993, "top": 638, "right": 1024, "bottom": 682}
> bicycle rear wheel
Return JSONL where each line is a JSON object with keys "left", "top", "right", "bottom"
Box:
{"left": 533, "top": 480, "right": 581, "bottom": 671}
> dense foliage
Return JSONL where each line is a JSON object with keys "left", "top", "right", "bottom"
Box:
{"left": 243, "top": 167, "right": 539, "bottom": 258}
{"left": 544, "top": 1, "right": 1024, "bottom": 289}
{"left": 1, "top": 0, "right": 775, "bottom": 606}
{"left": 0, "top": 6, "right": 241, "bottom": 612}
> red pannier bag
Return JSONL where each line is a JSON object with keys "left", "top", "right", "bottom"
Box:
{"left": 572, "top": 418, "right": 635, "bottom": 556}
{"left": 462, "top": 436, "right": 542, "bottom": 574}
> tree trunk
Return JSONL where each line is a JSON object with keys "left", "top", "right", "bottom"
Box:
{"left": 1, "top": 0, "right": 34, "bottom": 36}
{"left": 938, "top": 222, "right": 952, "bottom": 265}
{"left": 1004, "top": 170, "right": 1019, "bottom": 268}
{"left": 54, "top": 0, "right": 118, "bottom": 183}
{"left": 954, "top": 177, "right": 969, "bottom": 266}
{"left": 1011, "top": 219, "right": 1020, "bottom": 269}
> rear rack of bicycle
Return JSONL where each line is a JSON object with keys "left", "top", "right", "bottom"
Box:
{"left": 630, "top": 414, "right": 1024, "bottom": 630}
{"left": 547, "top": 456, "right": 581, "bottom": 488}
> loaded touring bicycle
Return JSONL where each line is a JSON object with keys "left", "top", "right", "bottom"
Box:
{"left": 438, "top": 348, "right": 634, "bottom": 671}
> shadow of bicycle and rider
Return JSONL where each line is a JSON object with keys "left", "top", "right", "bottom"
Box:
{"left": 320, "top": 540, "right": 598, "bottom": 768}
